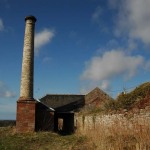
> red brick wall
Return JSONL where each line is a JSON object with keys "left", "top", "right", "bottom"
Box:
{"left": 16, "top": 99, "right": 37, "bottom": 133}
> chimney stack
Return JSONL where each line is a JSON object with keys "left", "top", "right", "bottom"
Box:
{"left": 16, "top": 16, "right": 37, "bottom": 133}
{"left": 20, "top": 16, "right": 36, "bottom": 100}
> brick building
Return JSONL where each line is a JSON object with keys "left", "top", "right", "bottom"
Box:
{"left": 16, "top": 15, "right": 113, "bottom": 133}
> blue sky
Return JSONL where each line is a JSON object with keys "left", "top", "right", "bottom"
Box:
{"left": 0, "top": 0, "right": 150, "bottom": 119}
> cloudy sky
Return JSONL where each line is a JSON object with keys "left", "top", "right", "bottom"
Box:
{"left": 0, "top": 0, "right": 150, "bottom": 119}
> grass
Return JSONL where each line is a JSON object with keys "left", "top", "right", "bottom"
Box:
{"left": 1, "top": 114, "right": 150, "bottom": 150}
{"left": 1, "top": 116, "right": 150, "bottom": 150}
{"left": 1, "top": 82, "right": 150, "bottom": 150}
{"left": 77, "top": 114, "right": 150, "bottom": 150}
{"left": 0, "top": 126, "right": 94, "bottom": 150}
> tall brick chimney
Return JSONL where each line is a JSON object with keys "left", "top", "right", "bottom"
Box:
{"left": 16, "top": 16, "right": 37, "bottom": 133}
{"left": 20, "top": 16, "right": 36, "bottom": 99}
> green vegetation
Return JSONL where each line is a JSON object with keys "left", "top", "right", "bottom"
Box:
{"left": 1, "top": 82, "right": 150, "bottom": 150}
{"left": 105, "top": 82, "right": 150, "bottom": 111}
{"left": 81, "top": 82, "right": 150, "bottom": 114}
{"left": 0, "top": 127, "right": 93, "bottom": 150}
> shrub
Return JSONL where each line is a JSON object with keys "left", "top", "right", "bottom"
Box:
{"left": 116, "top": 82, "right": 150, "bottom": 110}
{"left": 104, "top": 82, "right": 150, "bottom": 111}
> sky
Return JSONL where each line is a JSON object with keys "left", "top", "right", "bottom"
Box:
{"left": 0, "top": 0, "right": 150, "bottom": 119}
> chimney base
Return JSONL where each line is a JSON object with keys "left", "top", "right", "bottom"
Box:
{"left": 16, "top": 99, "right": 37, "bottom": 133}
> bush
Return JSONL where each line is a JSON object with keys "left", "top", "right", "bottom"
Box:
{"left": 116, "top": 82, "right": 150, "bottom": 110}
{"left": 104, "top": 82, "right": 150, "bottom": 111}
{"left": 104, "top": 100, "right": 119, "bottom": 111}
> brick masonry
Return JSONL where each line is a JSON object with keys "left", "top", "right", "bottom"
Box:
{"left": 16, "top": 16, "right": 36, "bottom": 133}
{"left": 20, "top": 16, "right": 36, "bottom": 99}
{"left": 16, "top": 99, "right": 37, "bottom": 133}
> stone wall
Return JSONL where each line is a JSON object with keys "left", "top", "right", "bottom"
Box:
{"left": 75, "top": 110, "right": 150, "bottom": 134}
{"left": 75, "top": 111, "right": 150, "bottom": 150}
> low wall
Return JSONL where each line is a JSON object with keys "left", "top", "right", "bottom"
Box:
{"left": 75, "top": 110, "right": 150, "bottom": 133}
{"left": 75, "top": 110, "right": 150, "bottom": 149}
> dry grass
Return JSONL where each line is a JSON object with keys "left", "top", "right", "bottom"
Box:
{"left": 76, "top": 114, "right": 150, "bottom": 150}
{"left": 1, "top": 114, "right": 150, "bottom": 149}
{"left": 0, "top": 126, "right": 94, "bottom": 150}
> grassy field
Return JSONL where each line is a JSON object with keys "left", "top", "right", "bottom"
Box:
{"left": 1, "top": 82, "right": 150, "bottom": 150}
{"left": 1, "top": 114, "right": 150, "bottom": 150}
{"left": 0, "top": 126, "right": 94, "bottom": 150}
{"left": 77, "top": 114, "right": 150, "bottom": 150}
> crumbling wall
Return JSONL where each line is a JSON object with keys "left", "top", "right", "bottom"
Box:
{"left": 75, "top": 109, "right": 150, "bottom": 134}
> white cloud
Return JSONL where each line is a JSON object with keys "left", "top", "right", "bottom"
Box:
{"left": 80, "top": 49, "right": 146, "bottom": 95}
{"left": 145, "top": 60, "right": 150, "bottom": 70}
{"left": 92, "top": 6, "right": 109, "bottom": 33}
{"left": 34, "top": 29, "right": 55, "bottom": 55}
{"left": 114, "top": 0, "right": 150, "bottom": 44}
{"left": 0, "top": 18, "right": 4, "bottom": 31}
{"left": 0, "top": 81, "right": 16, "bottom": 98}
{"left": 108, "top": 0, "right": 121, "bottom": 9}
{"left": 127, "top": 39, "right": 137, "bottom": 51}
{"left": 92, "top": 6, "right": 103, "bottom": 22}
{"left": 42, "top": 57, "right": 52, "bottom": 63}
{"left": 81, "top": 50, "right": 144, "bottom": 81}
{"left": 101, "top": 80, "right": 111, "bottom": 91}
{"left": 106, "top": 39, "right": 119, "bottom": 49}
{"left": 80, "top": 80, "right": 111, "bottom": 95}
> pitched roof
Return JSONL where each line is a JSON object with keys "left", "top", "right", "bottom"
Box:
{"left": 40, "top": 94, "right": 85, "bottom": 112}
{"left": 85, "top": 87, "right": 113, "bottom": 107}
{"left": 39, "top": 87, "right": 113, "bottom": 112}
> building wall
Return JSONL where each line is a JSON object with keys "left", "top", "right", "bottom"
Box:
{"left": 74, "top": 109, "right": 150, "bottom": 134}
{"left": 35, "top": 102, "right": 54, "bottom": 131}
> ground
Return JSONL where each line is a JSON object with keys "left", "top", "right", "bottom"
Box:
{"left": 0, "top": 127, "right": 94, "bottom": 150}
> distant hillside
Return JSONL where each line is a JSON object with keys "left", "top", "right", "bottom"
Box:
{"left": 132, "top": 93, "right": 150, "bottom": 110}
{"left": 105, "top": 82, "right": 150, "bottom": 111}
{"left": 117, "top": 82, "right": 150, "bottom": 109}
{"left": 0, "top": 120, "right": 16, "bottom": 127}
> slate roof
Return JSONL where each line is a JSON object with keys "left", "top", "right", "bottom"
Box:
{"left": 40, "top": 87, "right": 113, "bottom": 112}
{"left": 40, "top": 94, "right": 85, "bottom": 112}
